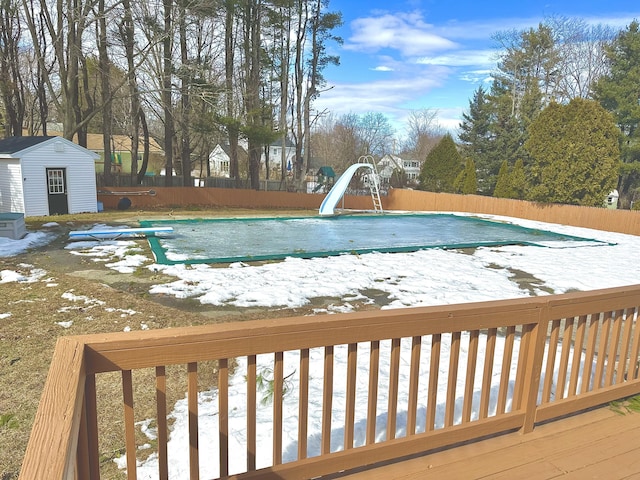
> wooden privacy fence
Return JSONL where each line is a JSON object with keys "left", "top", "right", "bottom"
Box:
{"left": 20, "top": 284, "right": 640, "bottom": 479}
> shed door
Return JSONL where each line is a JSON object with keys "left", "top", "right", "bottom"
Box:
{"left": 46, "top": 168, "right": 69, "bottom": 215}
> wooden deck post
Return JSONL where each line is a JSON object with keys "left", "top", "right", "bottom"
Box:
{"left": 521, "top": 306, "right": 550, "bottom": 434}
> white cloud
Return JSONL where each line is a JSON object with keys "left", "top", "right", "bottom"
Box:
{"left": 581, "top": 14, "right": 639, "bottom": 29}
{"left": 456, "top": 68, "right": 495, "bottom": 85}
{"left": 315, "top": 69, "right": 449, "bottom": 115}
{"left": 371, "top": 65, "right": 394, "bottom": 72}
{"left": 345, "top": 11, "right": 458, "bottom": 57}
{"left": 416, "top": 49, "right": 498, "bottom": 68}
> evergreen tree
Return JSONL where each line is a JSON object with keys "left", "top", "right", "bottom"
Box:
{"left": 592, "top": 20, "right": 640, "bottom": 202}
{"left": 459, "top": 87, "right": 493, "bottom": 193}
{"left": 525, "top": 98, "right": 620, "bottom": 206}
{"left": 419, "top": 133, "right": 463, "bottom": 192}
{"left": 493, "top": 160, "right": 513, "bottom": 198}
{"left": 510, "top": 158, "right": 527, "bottom": 200}
{"left": 454, "top": 158, "right": 477, "bottom": 194}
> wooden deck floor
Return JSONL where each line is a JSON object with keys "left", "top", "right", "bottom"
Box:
{"left": 337, "top": 407, "right": 640, "bottom": 479}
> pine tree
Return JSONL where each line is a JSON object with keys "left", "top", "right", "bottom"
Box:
{"left": 419, "top": 133, "right": 463, "bottom": 193}
{"left": 459, "top": 87, "right": 494, "bottom": 193}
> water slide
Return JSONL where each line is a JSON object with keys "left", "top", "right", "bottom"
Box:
{"left": 319, "top": 163, "right": 374, "bottom": 216}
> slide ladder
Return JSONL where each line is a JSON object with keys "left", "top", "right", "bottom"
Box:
{"left": 361, "top": 155, "right": 383, "bottom": 214}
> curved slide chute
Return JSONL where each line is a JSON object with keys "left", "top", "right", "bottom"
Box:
{"left": 319, "top": 163, "right": 374, "bottom": 216}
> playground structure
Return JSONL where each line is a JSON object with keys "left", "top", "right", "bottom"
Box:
{"left": 319, "top": 155, "right": 383, "bottom": 215}
{"left": 312, "top": 166, "right": 336, "bottom": 193}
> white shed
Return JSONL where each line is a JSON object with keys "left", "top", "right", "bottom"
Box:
{"left": 0, "top": 136, "right": 99, "bottom": 216}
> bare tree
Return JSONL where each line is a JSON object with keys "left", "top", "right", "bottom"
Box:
{"left": 403, "top": 108, "right": 444, "bottom": 159}
{"left": 292, "top": 0, "right": 342, "bottom": 183}
{"left": 21, "top": 0, "right": 105, "bottom": 143}
{"left": 545, "top": 16, "right": 616, "bottom": 101}
{"left": 224, "top": 0, "right": 240, "bottom": 181}
{"left": 358, "top": 112, "right": 395, "bottom": 157}
{"left": 178, "top": 0, "right": 191, "bottom": 186}
{"left": 162, "top": 0, "right": 174, "bottom": 185}
{"left": 96, "top": 0, "right": 113, "bottom": 183}
{"left": 0, "top": 0, "right": 25, "bottom": 136}
{"left": 242, "top": 0, "right": 264, "bottom": 189}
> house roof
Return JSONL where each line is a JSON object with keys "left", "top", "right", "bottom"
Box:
{"left": 216, "top": 144, "right": 249, "bottom": 159}
{"left": 0, "top": 136, "right": 56, "bottom": 154}
{"left": 270, "top": 137, "right": 295, "bottom": 148}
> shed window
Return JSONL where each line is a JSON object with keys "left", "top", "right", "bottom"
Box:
{"left": 47, "top": 169, "right": 65, "bottom": 194}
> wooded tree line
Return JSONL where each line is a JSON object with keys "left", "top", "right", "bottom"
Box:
{"left": 0, "top": 0, "right": 342, "bottom": 189}
{"left": 1, "top": 6, "right": 638, "bottom": 205}
{"left": 444, "top": 18, "right": 640, "bottom": 207}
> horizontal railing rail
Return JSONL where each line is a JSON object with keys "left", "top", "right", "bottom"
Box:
{"left": 20, "top": 285, "right": 640, "bottom": 480}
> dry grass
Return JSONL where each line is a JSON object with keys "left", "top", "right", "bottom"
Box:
{"left": 0, "top": 208, "right": 316, "bottom": 480}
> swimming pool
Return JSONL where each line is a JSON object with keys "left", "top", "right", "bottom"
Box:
{"left": 140, "top": 213, "right": 609, "bottom": 265}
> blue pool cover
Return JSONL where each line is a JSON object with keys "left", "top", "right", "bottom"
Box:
{"left": 140, "top": 213, "right": 610, "bottom": 265}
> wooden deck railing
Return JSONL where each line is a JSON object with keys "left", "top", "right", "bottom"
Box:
{"left": 20, "top": 285, "right": 640, "bottom": 480}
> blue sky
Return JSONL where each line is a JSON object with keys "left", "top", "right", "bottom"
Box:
{"left": 313, "top": 1, "right": 639, "bottom": 138}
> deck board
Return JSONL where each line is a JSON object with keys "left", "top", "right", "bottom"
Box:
{"left": 334, "top": 407, "right": 640, "bottom": 479}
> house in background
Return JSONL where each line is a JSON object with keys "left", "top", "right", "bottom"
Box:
{"left": 86, "top": 133, "right": 165, "bottom": 175}
{"left": 377, "top": 154, "right": 422, "bottom": 186}
{"left": 263, "top": 137, "right": 296, "bottom": 178}
{"left": 0, "top": 136, "right": 99, "bottom": 216}
{"left": 204, "top": 138, "right": 295, "bottom": 180}
{"left": 203, "top": 143, "right": 250, "bottom": 178}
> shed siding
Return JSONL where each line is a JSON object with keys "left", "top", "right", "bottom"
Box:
{"left": 19, "top": 138, "right": 98, "bottom": 216}
{"left": 66, "top": 155, "right": 98, "bottom": 213}
{"left": 0, "top": 160, "right": 25, "bottom": 213}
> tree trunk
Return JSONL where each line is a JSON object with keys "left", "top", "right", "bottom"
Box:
{"left": 0, "top": 0, "right": 25, "bottom": 137}
{"left": 179, "top": 0, "right": 191, "bottom": 186}
{"left": 97, "top": 0, "right": 113, "bottom": 186}
{"left": 225, "top": 0, "right": 239, "bottom": 182}
{"left": 292, "top": 0, "right": 307, "bottom": 182}
{"left": 137, "top": 109, "right": 150, "bottom": 183}
{"left": 163, "top": 0, "right": 174, "bottom": 186}
{"left": 244, "top": 0, "right": 262, "bottom": 190}
{"left": 121, "top": 0, "right": 140, "bottom": 184}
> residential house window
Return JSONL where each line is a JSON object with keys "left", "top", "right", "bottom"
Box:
{"left": 221, "top": 160, "right": 230, "bottom": 173}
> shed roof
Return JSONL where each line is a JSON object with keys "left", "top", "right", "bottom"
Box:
{"left": 0, "top": 136, "right": 100, "bottom": 159}
{"left": 0, "top": 136, "right": 56, "bottom": 154}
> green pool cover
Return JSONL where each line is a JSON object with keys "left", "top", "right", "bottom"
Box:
{"left": 140, "top": 213, "right": 611, "bottom": 265}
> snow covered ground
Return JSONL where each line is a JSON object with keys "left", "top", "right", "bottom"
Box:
{"left": 2, "top": 213, "right": 639, "bottom": 478}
